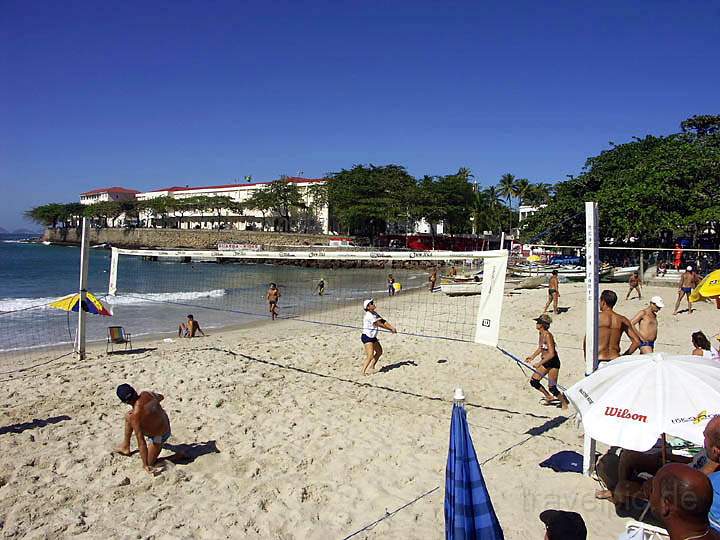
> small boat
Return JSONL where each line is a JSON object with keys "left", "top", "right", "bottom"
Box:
{"left": 509, "top": 263, "right": 613, "bottom": 281}
{"left": 606, "top": 266, "right": 640, "bottom": 282}
{"left": 441, "top": 282, "right": 482, "bottom": 296}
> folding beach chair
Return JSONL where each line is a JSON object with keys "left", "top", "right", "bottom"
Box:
{"left": 106, "top": 326, "right": 132, "bottom": 354}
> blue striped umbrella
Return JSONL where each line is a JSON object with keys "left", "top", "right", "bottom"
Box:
{"left": 445, "top": 392, "right": 504, "bottom": 540}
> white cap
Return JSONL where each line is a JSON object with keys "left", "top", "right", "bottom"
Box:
{"left": 363, "top": 298, "right": 374, "bottom": 310}
{"left": 453, "top": 387, "right": 465, "bottom": 401}
{"left": 687, "top": 266, "right": 693, "bottom": 271}
{"left": 651, "top": 296, "right": 665, "bottom": 309}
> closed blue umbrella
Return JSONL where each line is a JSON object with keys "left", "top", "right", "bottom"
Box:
{"left": 445, "top": 388, "right": 504, "bottom": 540}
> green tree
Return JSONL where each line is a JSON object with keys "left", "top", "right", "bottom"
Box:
{"left": 261, "top": 177, "right": 306, "bottom": 232}
{"left": 244, "top": 189, "right": 274, "bottom": 231}
{"left": 328, "top": 164, "right": 417, "bottom": 244}
{"left": 521, "top": 116, "right": 720, "bottom": 246}
{"left": 24, "top": 203, "right": 68, "bottom": 229}
{"left": 514, "top": 178, "right": 531, "bottom": 206}
{"left": 498, "top": 173, "right": 517, "bottom": 210}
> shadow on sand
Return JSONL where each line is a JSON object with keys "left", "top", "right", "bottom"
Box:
{"left": 379, "top": 360, "right": 418, "bottom": 373}
{"left": 0, "top": 415, "right": 72, "bottom": 436}
{"left": 164, "top": 440, "right": 220, "bottom": 465}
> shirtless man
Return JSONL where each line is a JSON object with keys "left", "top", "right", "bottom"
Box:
{"left": 543, "top": 269, "right": 560, "bottom": 314}
{"left": 178, "top": 314, "right": 205, "bottom": 338}
{"left": 114, "top": 384, "right": 173, "bottom": 475}
{"left": 585, "top": 289, "right": 640, "bottom": 363}
{"left": 674, "top": 266, "right": 698, "bottom": 315}
{"left": 631, "top": 296, "right": 664, "bottom": 353}
{"left": 266, "top": 283, "right": 280, "bottom": 320}
{"left": 626, "top": 272, "right": 642, "bottom": 300}
{"left": 429, "top": 268, "right": 437, "bottom": 292}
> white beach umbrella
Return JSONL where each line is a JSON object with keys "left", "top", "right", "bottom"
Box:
{"left": 565, "top": 353, "right": 720, "bottom": 452}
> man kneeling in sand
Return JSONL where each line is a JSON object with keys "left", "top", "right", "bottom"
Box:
{"left": 114, "top": 384, "right": 175, "bottom": 475}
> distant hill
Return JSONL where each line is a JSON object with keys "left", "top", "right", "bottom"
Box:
{"left": 12, "top": 228, "right": 42, "bottom": 235}
{"left": 0, "top": 227, "right": 7, "bottom": 234}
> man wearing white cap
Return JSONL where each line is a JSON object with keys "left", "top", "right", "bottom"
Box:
{"left": 631, "top": 296, "right": 665, "bottom": 354}
{"left": 674, "top": 266, "right": 699, "bottom": 315}
{"left": 360, "top": 298, "right": 397, "bottom": 375}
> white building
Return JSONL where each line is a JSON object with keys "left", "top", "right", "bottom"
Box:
{"left": 518, "top": 204, "right": 547, "bottom": 222}
{"left": 80, "top": 187, "right": 139, "bottom": 205}
{"left": 136, "top": 177, "right": 329, "bottom": 233}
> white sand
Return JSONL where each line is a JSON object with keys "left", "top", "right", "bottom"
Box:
{"left": 1, "top": 282, "right": 718, "bottom": 539}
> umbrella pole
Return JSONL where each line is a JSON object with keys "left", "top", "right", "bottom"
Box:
{"left": 661, "top": 433, "right": 668, "bottom": 465}
{"left": 77, "top": 217, "right": 90, "bottom": 360}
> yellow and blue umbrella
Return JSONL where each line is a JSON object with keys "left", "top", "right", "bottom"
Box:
{"left": 49, "top": 292, "right": 112, "bottom": 316}
{"left": 690, "top": 269, "right": 720, "bottom": 303}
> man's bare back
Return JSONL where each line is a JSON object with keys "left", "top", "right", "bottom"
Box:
{"left": 115, "top": 385, "right": 172, "bottom": 474}
{"left": 679, "top": 271, "right": 696, "bottom": 289}
{"left": 596, "top": 290, "right": 641, "bottom": 361}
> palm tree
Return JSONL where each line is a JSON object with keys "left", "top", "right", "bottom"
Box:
{"left": 498, "top": 173, "right": 517, "bottom": 210}
{"left": 514, "top": 178, "right": 531, "bottom": 207}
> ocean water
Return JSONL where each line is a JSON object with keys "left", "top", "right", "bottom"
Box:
{"left": 0, "top": 234, "right": 425, "bottom": 355}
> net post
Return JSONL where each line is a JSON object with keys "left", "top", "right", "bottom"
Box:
{"left": 583, "top": 202, "right": 599, "bottom": 476}
{"left": 473, "top": 250, "right": 508, "bottom": 347}
{"left": 109, "top": 247, "right": 119, "bottom": 296}
{"left": 77, "top": 217, "right": 90, "bottom": 360}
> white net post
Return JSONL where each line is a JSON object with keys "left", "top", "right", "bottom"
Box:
{"left": 77, "top": 217, "right": 90, "bottom": 360}
{"left": 109, "top": 247, "right": 119, "bottom": 296}
{"left": 474, "top": 249, "right": 508, "bottom": 347}
{"left": 583, "top": 202, "right": 599, "bottom": 476}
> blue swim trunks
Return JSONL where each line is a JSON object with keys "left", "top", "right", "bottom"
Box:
{"left": 145, "top": 432, "right": 171, "bottom": 446}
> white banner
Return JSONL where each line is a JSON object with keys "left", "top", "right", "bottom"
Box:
{"left": 474, "top": 251, "right": 508, "bottom": 347}
{"left": 112, "top": 248, "right": 508, "bottom": 261}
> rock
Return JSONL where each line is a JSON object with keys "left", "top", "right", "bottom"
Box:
{"left": 118, "top": 477, "right": 131, "bottom": 486}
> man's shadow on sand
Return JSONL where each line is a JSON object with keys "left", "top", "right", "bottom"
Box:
{"left": 115, "top": 440, "right": 220, "bottom": 465}
{"left": 0, "top": 415, "right": 71, "bottom": 435}
{"left": 163, "top": 440, "right": 220, "bottom": 465}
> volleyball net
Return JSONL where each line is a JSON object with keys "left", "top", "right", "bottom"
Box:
{"left": 106, "top": 247, "right": 509, "bottom": 346}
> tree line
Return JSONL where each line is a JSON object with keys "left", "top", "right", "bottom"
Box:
{"left": 26, "top": 170, "right": 549, "bottom": 242}
{"left": 520, "top": 114, "right": 720, "bottom": 246}
{"left": 26, "top": 114, "right": 718, "bottom": 246}
{"left": 25, "top": 178, "right": 329, "bottom": 233}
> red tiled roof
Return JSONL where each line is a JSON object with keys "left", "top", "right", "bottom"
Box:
{"left": 80, "top": 187, "right": 140, "bottom": 196}
{"left": 146, "top": 177, "right": 325, "bottom": 193}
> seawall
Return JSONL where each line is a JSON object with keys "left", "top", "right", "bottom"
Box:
{"left": 44, "top": 227, "right": 333, "bottom": 250}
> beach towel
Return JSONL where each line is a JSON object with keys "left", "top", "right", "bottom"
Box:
{"left": 539, "top": 451, "right": 583, "bottom": 473}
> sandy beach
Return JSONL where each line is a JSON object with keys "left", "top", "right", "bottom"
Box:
{"left": 1, "top": 281, "right": 718, "bottom": 539}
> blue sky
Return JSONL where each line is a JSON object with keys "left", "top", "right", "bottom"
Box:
{"left": 1, "top": 0, "right": 718, "bottom": 229}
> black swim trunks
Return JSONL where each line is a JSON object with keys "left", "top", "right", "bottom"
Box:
{"left": 542, "top": 354, "right": 561, "bottom": 370}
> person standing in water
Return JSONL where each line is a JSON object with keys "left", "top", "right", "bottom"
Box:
{"left": 266, "top": 283, "right": 281, "bottom": 320}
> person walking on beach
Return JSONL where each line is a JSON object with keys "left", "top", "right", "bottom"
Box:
{"left": 361, "top": 298, "right": 396, "bottom": 375}
{"left": 178, "top": 314, "right": 205, "bottom": 338}
{"left": 114, "top": 384, "right": 173, "bottom": 476}
{"left": 585, "top": 290, "right": 641, "bottom": 363}
{"left": 525, "top": 314, "right": 568, "bottom": 407}
{"left": 543, "top": 270, "right": 560, "bottom": 314}
{"left": 674, "top": 266, "right": 699, "bottom": 315}
{"left": 387, "top": 274, "right": 395, "bottom": 296}
{"left": 630, "top": 296, "right": 664, "bottom": 354}
{"left": 315, "top": 278, "right": 325, "bottom": 296}
{"left": 429, "top": 268, "right": 437, "bottom": 292}
{"left": 626, "top": 272, "right": 642, "bottom": 300}
{"left": 267, "top": 283, "right": 280, "bottom": 320}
